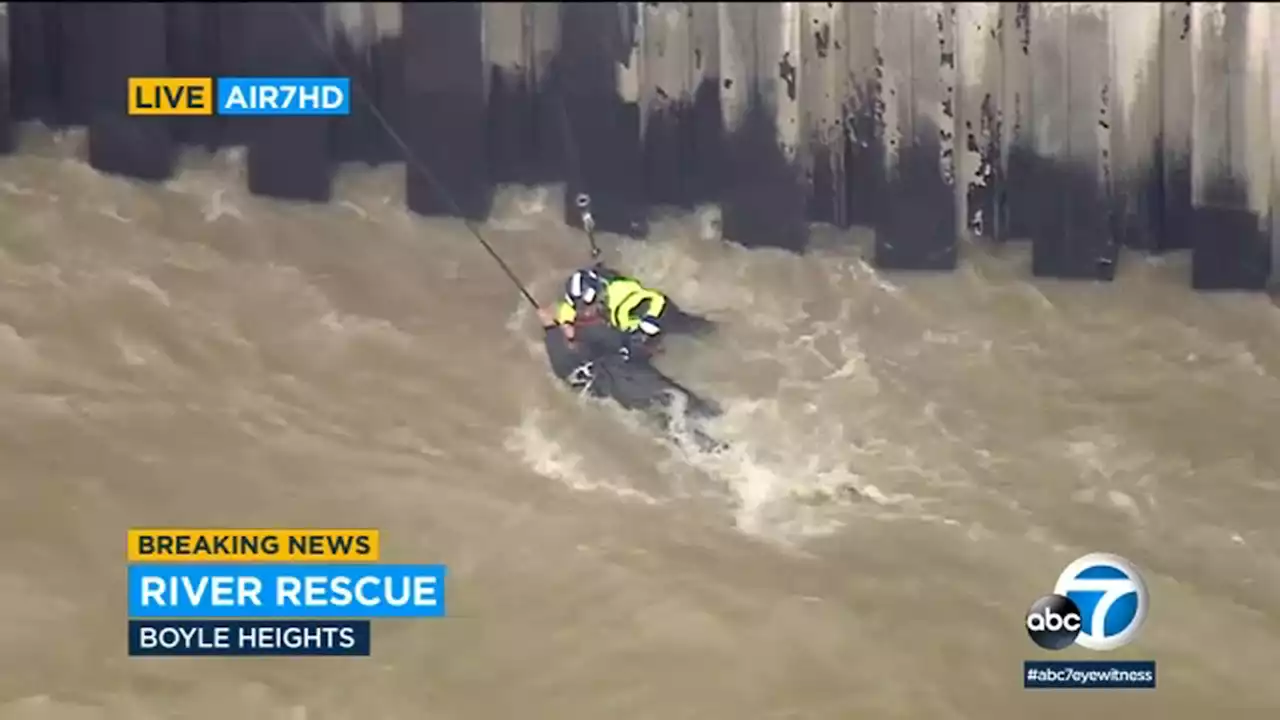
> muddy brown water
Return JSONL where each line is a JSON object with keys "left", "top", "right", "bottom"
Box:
{"left": 0, "top": 127, "right": 1276, "bottom": 719}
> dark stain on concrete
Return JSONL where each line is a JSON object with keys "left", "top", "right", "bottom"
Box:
{"left": 813, "top": 22, "right": 831, "bottom": 60}
{"left": 1000, "top": 142, "right": 1039, "bottom": 241}
{"left": 329, "top": 29, "right": 405, "bottom": 167}
{"left": 164, "top": 3, "right": 227, "bottom": 150}
{"left": 8, "top": 3, "right": 69, "bottom": 127}
{"left": 1161, "top": 150, "right": 1193, "bottom": 250}
{"left": 1114, "top": 137, "right": 1164, "bottom": 252}
{"left": 0, "top": 11, "right": 9, "bottom": 153}
{"left": 210, "top": 5, "right": 253, "bottom": 148}
{"left": 1029, "top": 160, "right": 1116, "bottom": 280}
{"left": 241, "top": 3, "right": 333, "bottom": 203}
{"left": 807, "top": 140, "right": 840, "bottom": 227}
{"left": 487, "top": 59, "right": 560, "bottom": 186}
{"left": 842, "top": 69, "right": 885, "bottom": 227}
{"left": 1191, "top": 175, "right": 1270, "bottom": 290}
{"left": 641, "top": 89, "right": 697, "bottom": 208}
{"left": 1014, "top": 2, "right": 1031, "bottom": 55}
{"left": 777, "top": 53, "right": 797, "bottom": 103}
{"left": 877, "top": 130, "right": 957, "bottom": 271}
{"left": 687, "top": 77, "right": 726, "bottom": 206}
{"left": 965, "top": 93, "right": 1000, "bottom": 238}
{"left": 54, "top": 4, "right": 93, "bottom": 128}
{"left": 721, "top": 95, "right": 807, "bottom": 252}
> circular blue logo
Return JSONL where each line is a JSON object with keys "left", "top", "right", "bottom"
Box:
{"left": 1053, "top": 552, "right": 1148, "bottom": 651}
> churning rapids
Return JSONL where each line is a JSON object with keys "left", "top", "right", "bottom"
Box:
{"left": 0, "top": 127, "right": 1277, "bottom": 718}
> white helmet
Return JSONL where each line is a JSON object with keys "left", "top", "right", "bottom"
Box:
{"left": 565, "top": 269, "right": 603, "bottom": 305}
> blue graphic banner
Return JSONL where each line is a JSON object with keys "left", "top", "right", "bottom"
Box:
{"left": 216, "top": 77, "right": 351, "bottom": 116}
{"left": 128, "top": 563, "right": 446, "bottom": 618}
{"left": 1024, "top": 660, "right": 1157, "bottom": 690}
{"left": 129, "top": 619, "right": 371, "bottom": 656}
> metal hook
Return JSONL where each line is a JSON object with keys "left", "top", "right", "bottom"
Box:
{"left": 577, "top": 195, "right": 597, "bottom": 238}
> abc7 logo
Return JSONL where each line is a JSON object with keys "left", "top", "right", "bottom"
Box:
{"left": 1025, "top": 553, "right": 1149, "bottom": 652}
{"left": 1025, "top": 594, "right": 1084, "bottom": 650}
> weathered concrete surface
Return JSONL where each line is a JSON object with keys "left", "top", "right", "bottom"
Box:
{"left": 165, "top": 3, "right": 226, "bottom": 149}
{"left": 1111, "top": 2, "right": 1163, "bottom": 252}
{"left": 876, "top": 2, "right": 958, "bottom": 270}
{"left": 327, "top": 2, "right": 404, "bottom": 166}
{"left": 244, "top": 3, "right": 335, "bottom": 202}
{"left": 2, "top": 1, "right": 1280, "bottom": 289}
{"left": 483, "top": 2, "right": 559, "bottom": 184}
{"left": 85, "top": 2, "right": 173, "bottom": 181}
{"left": 556, "top": 3, "right": 645, "bottom": 235}
{"left": 1189, "top": 2, "right": 1271, "bottom": 290}
{"left": 404, "top": 2, "right": 490, "bottom": 220}
{"left": 1161, "top": 1, "right": 1196, "bottom": 253}
{"left": 1027, "top": 3, "right": 1115, "bottom": 279}
{"left": 956, "top": 2, "right": 1002, "bottom": 240}
{"left": 717, "top": 2, "right": 808, "bottom": 252}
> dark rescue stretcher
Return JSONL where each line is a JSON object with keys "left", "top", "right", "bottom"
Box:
{"left": 541, "top": 313, "right": 726, "bottom": 454}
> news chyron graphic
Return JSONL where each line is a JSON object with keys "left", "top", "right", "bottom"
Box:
{"left": 1023, "top": 552, "right": 1156, "bottom": 690}
{"left": 126, "top": 528, "right": 446, "bottom": 657}
{"left": 127, "top": 77, "right": 350, "bottom": 116}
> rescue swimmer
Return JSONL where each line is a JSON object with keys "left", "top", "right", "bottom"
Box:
{"left": 535, "top": 196, "right": 722, "bottom": 450}
{"left": 554, "top": 267, "right": 716, "bottom": 360}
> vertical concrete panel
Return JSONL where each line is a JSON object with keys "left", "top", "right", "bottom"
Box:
{"left": 1271, "top": 4, "right": 1280, "bottom": 284}
{"left": 54, "top": 3, "right": 92, "bottom": 127}
{"left": 0, "top": 3, "right": 12, "bottom": 153}
{"left": 1239, "top": 8, "right": 1271, "bottom": 228}
{"left": 771, "top": 3, "right": 803, "bottom": 166}
{"left": 800, "top": 1, "right": 846, "bottom": 226}
{"left": 639, "top": 2, "right": 697, "bottom": 207}
{"left": 403, "top": 2, "right": 490, "bottom": 219}
{"left": 955, "top": 2, "right": 1002, "bottom": 238}
{"left": 717, "top": 3, "right": 750, "bottom": 136}
{"left": 1241, "top": 5, "right": 1272, "bottom": 283}
{"left": 875, "top": 2, "right": 958, "bottom": 270}
{"left": 12, "top": 3, "right": 100, "bottom": 127}
{"left": 215, "top": 4, "right": 255, "bottom": 147}
{"left": 85, "top": 2, "right": 173, "bottom": 180}
{"left": 1110, "top": 3, "right": 1163, "bottom": 251}
{"left": 718, "top": 2, "right": 808, "bottom": 252}
{"left": 7, "top": 2, "right": 55, "bottom": 123}
{"left": 328, "top": 3, "right": 405, "bottom": 165}
{"left": 1160, "top": 1, "right": 1194, "bottom": 251}
{"left": 485, "top": 2, "right": 547, "bottom": 183}
{"left": 1027, "top": 3, "right": 1116, "bottom": 280}
{"left": 1190, "top": 2, "right": 1270, "bottom": 290}
{"left": 370, "top": 3, "right": 405, "bottom": 165}
{"left": 526, "top": 2, "right": 563, "bottom": 181}
{"left": 9, "top": 3, "right": 89, "bottom": 127}
{"left": 1026, "top": 2, "right": 1070, "bottom": 264}
{"left": 842, "top": 3, "right": 883, "bottom": 226}
{"left": 686, "top": 2, "right": 722, "bottom": 204}
{"left": 998, "top": 1, "right": 1035, "bottom": 241}
{"left": 166, "top": 3, "right": 226, "bottom": 148}
{"left": 242, "top": 3, "right": 333, "bottom": 202}
{"left": 556, "top": 2, "right": 645, "bottom": 235}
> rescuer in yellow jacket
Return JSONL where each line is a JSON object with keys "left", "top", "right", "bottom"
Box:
{"left": 554, "top": 268, "right": 669, "bottom": 357}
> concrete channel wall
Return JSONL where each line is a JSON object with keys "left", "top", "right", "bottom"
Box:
{"left": 0, "top": 2, "right": 1276, "bottom": 291}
